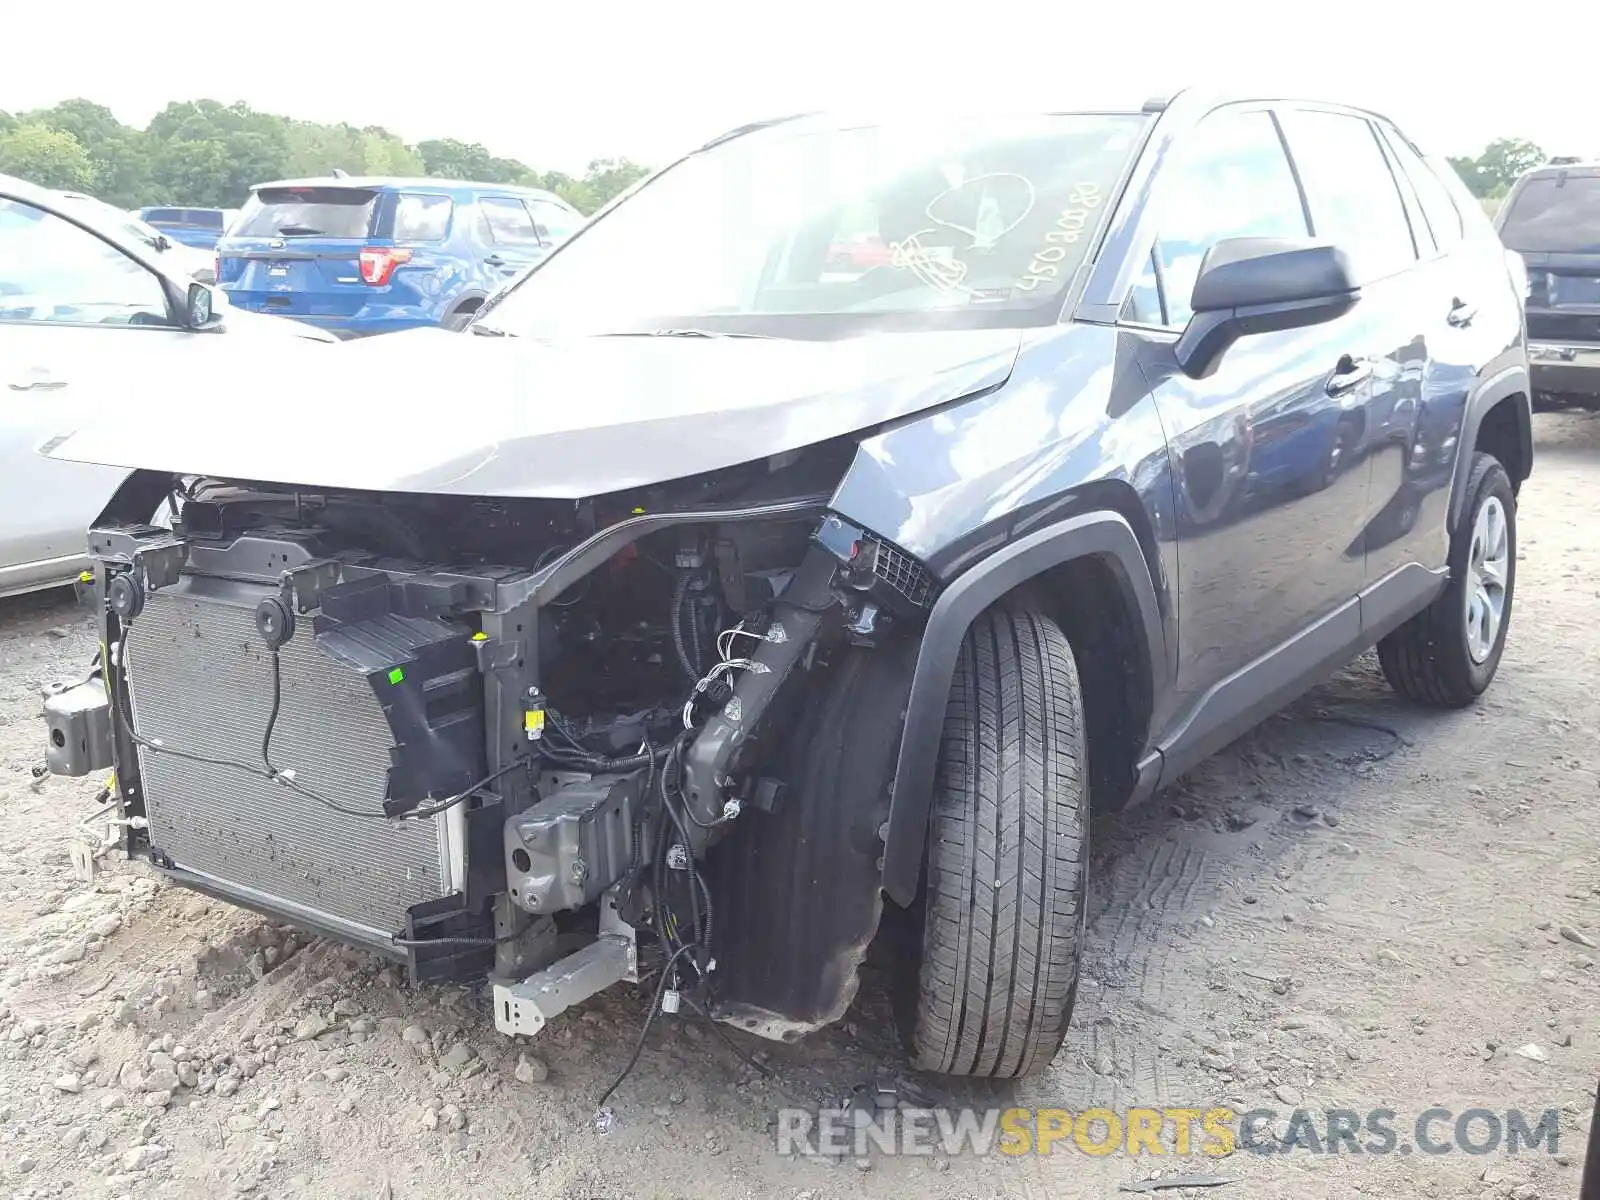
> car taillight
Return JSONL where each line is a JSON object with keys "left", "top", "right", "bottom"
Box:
{"left": 358, "top": 247, "right": 411, "bottom": 286}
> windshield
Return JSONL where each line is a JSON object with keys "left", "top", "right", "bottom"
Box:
{"left": 475, "top": 113, "right": 1144, "bottom": 337}
{"left": 1500, "top": 175, "right": 1600, "bottom": 252}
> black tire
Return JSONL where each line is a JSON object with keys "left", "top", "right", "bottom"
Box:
{"left": 1378, "top": 452, "right": 1516, "bottom": 707}
{"left": 442, "top": 307, "right": 476, "bottom": 332}
{"left": 903, "top": 599, "right": 1088, "bottom": 1078}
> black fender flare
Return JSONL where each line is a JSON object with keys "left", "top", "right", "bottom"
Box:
{"left": 1448, "top": 362, "right": 1532, "bottom": 532}
{"left": 879, "top": 510, "right": 1165, "bottom": 907}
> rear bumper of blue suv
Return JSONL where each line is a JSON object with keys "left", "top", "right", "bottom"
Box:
{"left": 253, "top": 307, "right": 444, "bottom": 338}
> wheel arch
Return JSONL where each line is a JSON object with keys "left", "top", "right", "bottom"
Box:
{"left": 879, "top": 508, "right": 1166, "bottom": 907}
{"left": 1451, "top": 364, "right": 1532, "bottom": 530}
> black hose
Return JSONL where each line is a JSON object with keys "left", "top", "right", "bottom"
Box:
{"left": 694, "top": 866, "right": 714, "bottom": 956}
{"left": 687, "top": 593, "right": 704, "bottom": 677}
{"left": 682, "top": 995, "right": 771, "bottom": 1078}
{"left": 390, "top": 928, "right": 527, "bottom": 948}
{"left": 595, "top": 943, "right": 698, "bottom": 1114}
{"left": 657, "top": 741, "right": 704, "bottom": 949}
{"left": 670, "top": 573, "right": 699, "bottom": 683}
{"left": 261, "top": 648, "right": 282, "bottom": 774}
{"left": 536, "top": 739, "right": 669, "bottom": 774}
{"left": 651, "top": 803, "right": 672, "bottom": 950}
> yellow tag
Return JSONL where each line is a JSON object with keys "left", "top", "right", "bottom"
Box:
{"left": 523, "top": 709, "right": 546, "bottom": 734}
{"left": 78, "top": 571, "right": 93, "bottom": 584}
{"left": 631, "top": 507, "right": 646, "bottom": 515}
{"left": 470, "top": 632, "right": 488, "bottom": 642}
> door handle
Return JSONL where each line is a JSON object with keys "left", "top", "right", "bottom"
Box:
{"left": 483, "top": 254, "right": 507, "bottom": 267}
{"left": 1447, "top": 297, "right": 1477, "bottom": 328}
{"left": 1325, "top": 355, "right": 1371, "bottom": 396}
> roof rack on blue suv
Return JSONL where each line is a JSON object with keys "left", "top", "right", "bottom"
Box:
{"left": 216, "top": 177, "right": 584, "bottom": 337}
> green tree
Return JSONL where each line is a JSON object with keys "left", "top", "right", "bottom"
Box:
{"left": 0, "top": 123, "right": 96, "bottom": 191}
{"left": 145, "top": 100, "right": 290, "bottom": 206}
{"left": 580, "top": 158, "right": 651, "bottom": 210}
{"left": 415, "top": 138, "right": 528, "bottom": 183}
{"left": 525, "top": 158, "right": 652, "bottom": 214}
{"left": 271, "top": 119, "right": 426, "bottom": 181}
{"left": 359, "top": 130, "right": 423, "bottom": 176}
{"left": 0, "top": 94, "right": 648, "bottom": 213}
{"left": 23, "top": 98, "right": 150, "bottom": 207}
{"left": 1446, "top": 155, "right": 1491, "bottom": 198}
{"left": 1477, "top": 137, "right": 1545, "bottom": 194}
{"left": 1448, "top": 137, "right": 1547, "bottom": 199}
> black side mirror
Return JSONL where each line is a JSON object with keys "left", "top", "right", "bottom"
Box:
{"left": 184, "top": 282, "right": 215, "bottom": 329}
{"left": 1176, "top": 238, "right": 1360, "bottom": 379}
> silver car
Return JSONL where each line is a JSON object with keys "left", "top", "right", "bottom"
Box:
{"left": 56, "top": 192, "right": 218, "bottom": 283}
{"left": 0, "top": 173, "right": 334, "bottom": 599}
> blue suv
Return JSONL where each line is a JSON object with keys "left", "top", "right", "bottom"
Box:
{"left": 138, "top": 206, "right": 236, "bottom": 249}
{"left": 215, "top": 177, "right": 584, "bottom": 336}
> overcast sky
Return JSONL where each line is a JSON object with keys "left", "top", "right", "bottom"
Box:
{"left": 4, "top": 1, "right": 1594, "bottom": 173}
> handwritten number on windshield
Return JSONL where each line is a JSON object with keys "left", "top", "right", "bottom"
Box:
{"left": 1017, "top": 184, "right": 1101, "bottom": 292}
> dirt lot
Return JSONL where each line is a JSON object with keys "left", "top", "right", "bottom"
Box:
{"left": 0, "top": 413, "right": 1594, "bottom": 1200}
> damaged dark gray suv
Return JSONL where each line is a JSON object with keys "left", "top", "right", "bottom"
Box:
{"left": 42, "top": 92, "right": 1532, "bottom": 1081}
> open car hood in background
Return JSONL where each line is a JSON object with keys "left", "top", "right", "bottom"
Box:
{"left": 41, "top": 326, "right": 1022, "bottom": 498}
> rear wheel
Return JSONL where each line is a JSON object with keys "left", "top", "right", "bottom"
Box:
{"left": 442, "top": 306, "right": 477, "bottom": 332}
{"left": 901, "top": 599, "right": 1088, "bottom": 1078}
{"left": 1378, "top": 451, "right": 1516, "bottom": 706}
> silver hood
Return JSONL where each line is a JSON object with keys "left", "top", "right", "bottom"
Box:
{"left": 42, "top": 326, "right": 1022, "bottom": 498}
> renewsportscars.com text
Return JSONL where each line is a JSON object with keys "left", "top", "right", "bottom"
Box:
{"left": 774, "top": 1105, "right": 1565, "bottom": 1159}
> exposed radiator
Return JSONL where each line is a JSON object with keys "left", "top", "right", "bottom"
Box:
{"left": 125, "top": 585, "right": 459, "bottom": 939}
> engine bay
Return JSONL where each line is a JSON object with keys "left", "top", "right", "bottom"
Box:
{"left": 47, "top": 442, "right": 936, "bottom": 1053}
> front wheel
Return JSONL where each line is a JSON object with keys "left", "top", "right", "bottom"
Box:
{"left": 899, "top": 599, "right": 1088, "bottom": 1078}
{"left": 1378, "top": 451, "right": 1516, "bottom": 706}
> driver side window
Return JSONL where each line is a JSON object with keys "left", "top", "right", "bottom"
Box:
{"left": 1134, "top": 108, "right": 1310, "bottom": 329}
{"left": 0, "top": 198, "right": 173, "bottom": 327}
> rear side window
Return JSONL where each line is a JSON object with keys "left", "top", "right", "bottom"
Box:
{"left": 1379, "top": 127, "right": 1463, "bottom": 251}
{"left": 527, "top": 198, "right": 580, "bottom": 242}
{"left": 189, "top": 210, "right": 225, "bottom": 230}
{"left": 1276, "top": 110, "right": 1416, "bottom": 282}
{"left": 232, "top": 187, "right": 379, "bottom": 239}
{"left": 142, "top": 208, "right": 183, "bottom": 224}
{"left": 394, "top": 194, "right": 452, "bottom": 242}
{"left": 1498, "top": 174, "right": 1600, "bottom": 252}
{"left": 1144, "top": 107, "right": 1310, "bottom": 328}
{"left": 480, "top": 197, "right": 539, "bottom": 245}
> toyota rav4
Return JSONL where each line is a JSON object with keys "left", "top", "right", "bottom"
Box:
{"left": 41, "top": 92, "right": 1531, "bottom": 1083}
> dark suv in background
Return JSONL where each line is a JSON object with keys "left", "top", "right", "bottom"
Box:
{"left": 216, "top": 177, "right": 584, "bottom": 337}
{"left": 1497, "top": 161, "right": 1600, "bottom": 408}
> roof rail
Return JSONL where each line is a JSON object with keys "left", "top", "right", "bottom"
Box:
{"left": 1141, "top": 94, "right": 1173, "bottom": 114}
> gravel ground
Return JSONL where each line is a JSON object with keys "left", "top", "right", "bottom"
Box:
{"left": 0, "top": 412, "right": 1594, "bottom": 1200}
